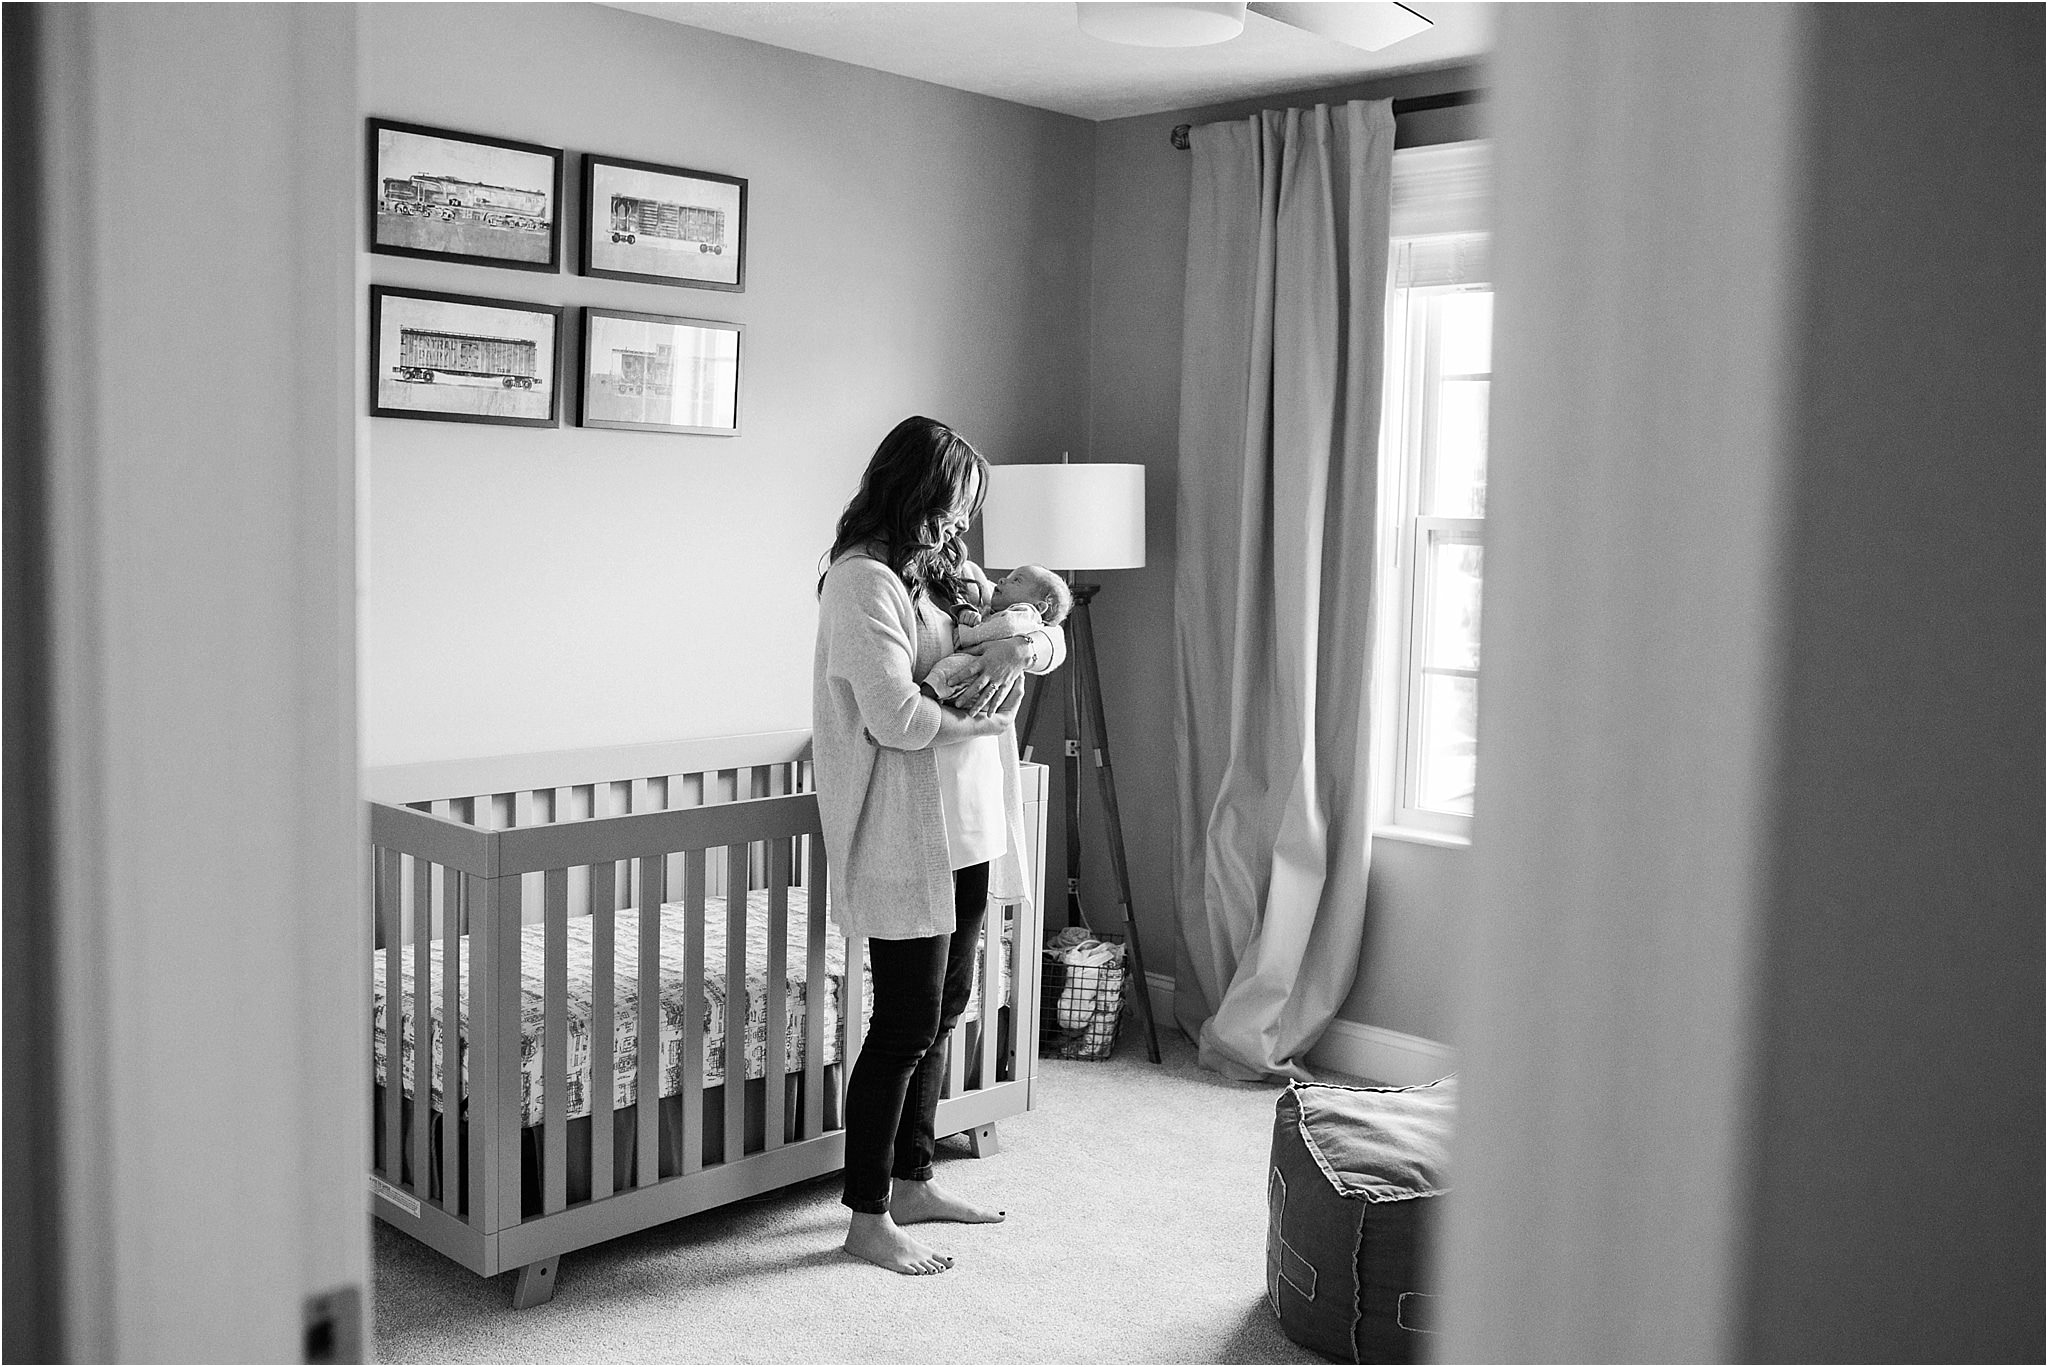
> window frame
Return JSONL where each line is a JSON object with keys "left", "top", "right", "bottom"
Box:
{"left": 1372, "top": 139, "right": 1493, "bottom": 846}
{"left": 1387, "top": 283, "right": 1490, "bottom": 838}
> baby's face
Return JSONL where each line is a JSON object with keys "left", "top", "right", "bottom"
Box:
{"left": 990, "top": 567, "right": 1048, "bottom": 613}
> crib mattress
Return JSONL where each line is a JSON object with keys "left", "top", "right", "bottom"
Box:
{"left": 372, "top": 888, "right": 1012, "bottom": 1128}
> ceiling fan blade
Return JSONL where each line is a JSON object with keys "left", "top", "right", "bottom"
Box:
{"left": 1249, "top": 1, "right": 1433, "bottom": 53}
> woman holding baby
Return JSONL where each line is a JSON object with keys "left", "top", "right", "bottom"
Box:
{"left": 811, "top": 415, "right": 1067, "bottom": 1275}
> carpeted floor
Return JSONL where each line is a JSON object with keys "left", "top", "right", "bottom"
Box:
{"left": 372, "top": 1025, "right": 1369, "bottom": 1363}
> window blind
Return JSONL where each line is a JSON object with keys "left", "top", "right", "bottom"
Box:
{"left": 1394, "top": 233, "right": 1492, "bottom": 289}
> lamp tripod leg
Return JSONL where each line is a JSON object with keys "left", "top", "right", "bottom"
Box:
{"left": 1018, "top": 668, "right": 1047, "bottom": 765}
{"left": 1071, "top": 595, "right": 1162, "bottom": 1064}
{"left": 1064, "top": 622, "right": 1086, "bottom": 932}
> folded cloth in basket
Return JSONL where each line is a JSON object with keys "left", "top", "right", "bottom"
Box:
{"left": 372, "top": 887, "right": 1013, "bottom": 1128}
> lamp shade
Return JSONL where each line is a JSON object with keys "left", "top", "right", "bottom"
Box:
{"left": 981, "top": 463, "right": 1147, "bottom": 571}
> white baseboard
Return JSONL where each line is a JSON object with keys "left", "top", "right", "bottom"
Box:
{"left": 1133, "top": 973, "right": 1455, "bottom": 1087}
{"left": 1308, "top": 1017, "right": 1457, "bottom": 1086}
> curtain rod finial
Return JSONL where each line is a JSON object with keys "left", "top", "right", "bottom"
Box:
{"left": 1171, "top": 124, "right": 1191, "bottom": 150}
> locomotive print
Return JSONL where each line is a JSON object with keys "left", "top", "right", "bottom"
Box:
{"left": 381, "top": 174, "right": 550, "bottom": 232}
{"left": 394, "top": 328, "right": 541, "bottom": 389}
{"left": 608, "top": 195, "right": 726, "bottom": 252}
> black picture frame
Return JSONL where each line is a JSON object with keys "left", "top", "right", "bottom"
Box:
{"left": 577, "top": 307, "right": 744, "bottom": 436}
{"left": 580, "top": 154, "right": 747, "bottom": 292}
{"left": 368, "top": 118, "right": 564, "bottom": 272}
{"left": 370, "top": 285, "right": 564, "bottom": 428}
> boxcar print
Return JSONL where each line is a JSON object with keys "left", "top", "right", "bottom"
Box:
{"left": 608, "top": 195, "right": 726, "bottom": 252}
{"left": 396, "top": 329, "right": 541, "bottom": 388}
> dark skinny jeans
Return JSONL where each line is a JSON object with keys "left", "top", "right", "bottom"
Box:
{"left": 841, "top": 862, "right": 990, "bottom": 1215}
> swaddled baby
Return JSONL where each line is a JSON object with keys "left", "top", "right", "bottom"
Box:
{"left": 922, "top": 563, "right": 1074, "bottom": 703}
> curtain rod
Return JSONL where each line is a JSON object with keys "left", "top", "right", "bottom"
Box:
{"left": 1169, "top": 88, "right": 1483, "bottom": 149}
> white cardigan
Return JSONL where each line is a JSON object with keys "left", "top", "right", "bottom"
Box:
{"left": 811, "top": 552, "right": 1064, "bottom": 940}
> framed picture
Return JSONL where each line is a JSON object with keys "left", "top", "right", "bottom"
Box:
{"left": 581, "top": 155, "right": 746, "bottom": 291}
{"left": 370, "top": 286, "right": 563, "bottom": 427}
{"left": 578, "top": 308, "right": 743, "bottom": 435}
{"left": 368, "top": 119, "right": 563, "bottom": 271}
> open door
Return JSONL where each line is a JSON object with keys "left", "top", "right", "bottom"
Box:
{"left": 2, "top": 5, "right": 367, "bottom": 1359}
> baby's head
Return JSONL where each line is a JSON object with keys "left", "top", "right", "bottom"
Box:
{"left": 990, "top": 564, "right": 1073, "bottom": 625}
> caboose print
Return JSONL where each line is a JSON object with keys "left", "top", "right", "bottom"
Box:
{"left": 612, "top": 344, "right": 675, "bottom": 398}
{"left": 608, "top": 195, "right": 726, "bottom": 253}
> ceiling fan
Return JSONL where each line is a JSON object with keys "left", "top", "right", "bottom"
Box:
{"left": 1075, "top": 1, "right": 1434, "bottom": 53}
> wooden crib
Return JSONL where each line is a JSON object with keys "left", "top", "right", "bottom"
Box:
{"left": 365, "top": 731, "right": 1048, "bottom": 1307}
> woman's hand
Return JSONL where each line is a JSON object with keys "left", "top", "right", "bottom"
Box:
{"left": 934, "top": 702, "right": 1011, "bottom": 745}
{"left": 953, "top": 636, "right": 1033, "bottom": 718}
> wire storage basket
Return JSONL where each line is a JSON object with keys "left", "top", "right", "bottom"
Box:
{"left": 1039, "top": 928, "right": 1127, "bottom": 1061}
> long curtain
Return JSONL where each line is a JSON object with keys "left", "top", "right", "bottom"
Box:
{"left": 1171, "top": 99, "right": 1394, "bottom": 1082}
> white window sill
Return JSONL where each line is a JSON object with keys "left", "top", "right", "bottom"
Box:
{"left": 1372, "top": 824, "right": 1472, "bottom": 850}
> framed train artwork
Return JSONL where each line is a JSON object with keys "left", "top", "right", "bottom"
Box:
{"left": 578, "top": 308, "right": 743, "bottom": 436}
{"left": 370, "top": 286, "right": 564, "bottom": 428}
{"left": 369, "top": 119, "right": 564, "bottom": 272}
{"left": 580, "top": 154, "right": 747, "bottom": 292}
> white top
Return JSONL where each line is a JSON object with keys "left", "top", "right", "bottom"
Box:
{"left": 936, "top": 735, "right": 1008, "bottom": 870}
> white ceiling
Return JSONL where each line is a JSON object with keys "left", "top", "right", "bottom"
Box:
{"left": 605, "top": 2, "right": 1494, "bottom": 122}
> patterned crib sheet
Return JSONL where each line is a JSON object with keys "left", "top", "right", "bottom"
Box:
{"left": 372, "top": 889, "right": 1012, "bottom": 1128}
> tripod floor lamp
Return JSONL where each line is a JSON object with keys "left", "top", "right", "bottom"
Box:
{"left": 982, "top": 459, "right": 1162, "bottom": 1064}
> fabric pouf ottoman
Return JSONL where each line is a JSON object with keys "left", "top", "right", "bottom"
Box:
{"left": 1265, "top": 1077, "right": 1454, "bottom": 1363}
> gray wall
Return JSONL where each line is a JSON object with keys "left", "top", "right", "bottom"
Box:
{"left": 1083, "top": 67, "right": 1484, "bottom": 1044}
{"left": 363, "top": 3, "right": 1095, "bottom": 766}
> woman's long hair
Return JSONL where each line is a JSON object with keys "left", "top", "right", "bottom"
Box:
{"left": 819, "top": 415, "right": 989, "bottom": 613}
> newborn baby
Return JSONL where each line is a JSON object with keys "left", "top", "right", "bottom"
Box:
{"left": 923, "top": 563, "right": 1073, "bottom": 703}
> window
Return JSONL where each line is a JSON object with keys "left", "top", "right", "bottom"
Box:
{"left": 1377, "top": 143, "right": 1491, "bottom": 841}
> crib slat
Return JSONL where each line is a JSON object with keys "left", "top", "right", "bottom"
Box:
{"left": 590, "top": 780, "right": 617, "bottom": 914}
{"left": 590, "top": 860, "right": 616, "bottom": 1203}
{"left": 681, "top": 849, "right": 707, "bottom": 1175}
{"left": 979, "top": 900, "right": 1003, "bottom": 1093}
{"left": 793, "top": 764, "right": 810, "bottom": 887}
{"left": 542, "top": 866, "right": 569, "bottom": 1215}
{"left": 378, "top": 848, "right": 401, "bottom": 1184}
{"left": 764, "top": 840, "right": 789, "bottom": 1151}
{"left": 635, "top": 855, "right": 661, "bottom": 1190}
{"left": 664, "top": 774, "right": 688, "bottom": 903}
{"left": 724, "top": 842, "right": 748, "bottom": 1165}
{"left": 946, "top": 954, "right": 968, "bottom": 1101}
{"left": 430, "top": 802, "right": 456, "bottom": 938}
{"left": 803, "top": 839, "right": 827, "bottom": 1140}
{"left": 469, "top": 870, "right": 524, "bottom": 1235}
{"left": 411, "top": 855, "right": 432, "bottom": 1194}
{"left": 846, "top": 931, "right": 867, "bottom": 1113}
{"left": 441, "top": 871, "right": 461, "bottom": 1214}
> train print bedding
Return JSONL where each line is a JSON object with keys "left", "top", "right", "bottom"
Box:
{"left": 371, "top": 887, "right": 1013, "bottom": 1126}
{"left": 364, "top": 732, "right": 1048, "bottom": 1309}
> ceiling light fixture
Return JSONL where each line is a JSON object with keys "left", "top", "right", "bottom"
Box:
{"left": 1248, "top": 2, "right": 1434, "bottom": 53}
{"left": 1076, "top": 1, "right": 1435, "bottom": 54}
{"left": 1074, "top": 2, "right": 1248, "bottom": 48}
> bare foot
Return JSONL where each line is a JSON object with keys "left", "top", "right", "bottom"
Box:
{"left": 843, "top": 1211, "right": 955, "bottom": 1275}
{"left": 889, "top": 1178, "right": 1006, "bottom": 1225}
